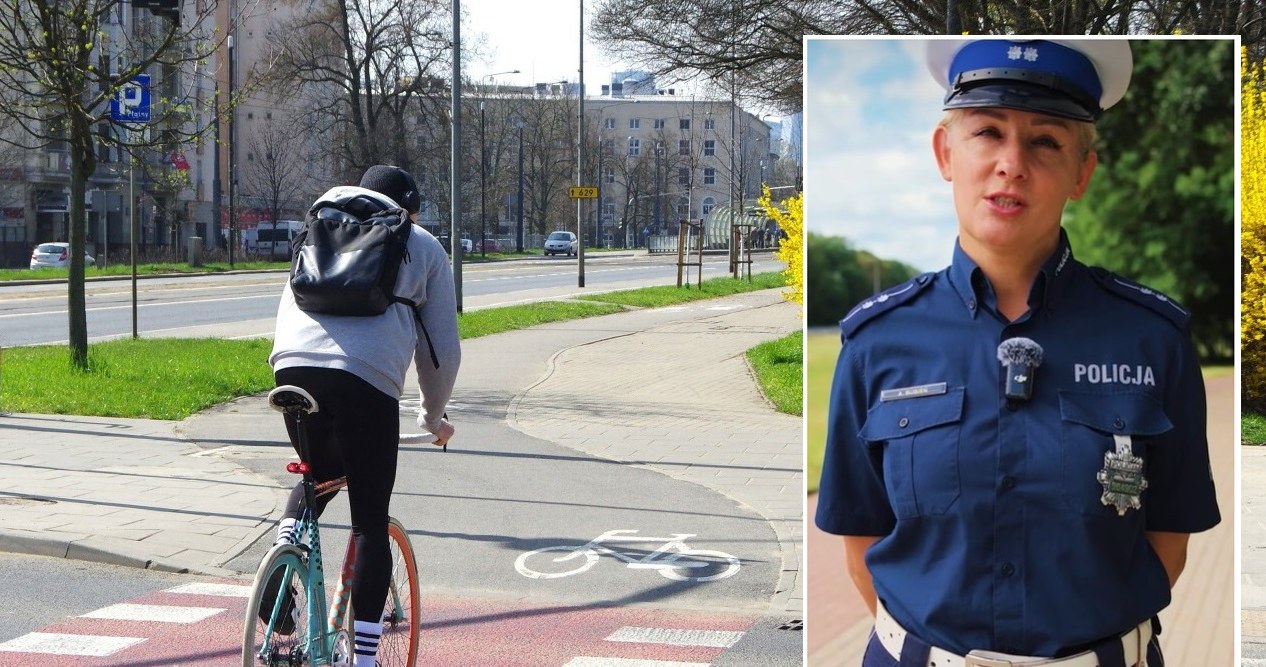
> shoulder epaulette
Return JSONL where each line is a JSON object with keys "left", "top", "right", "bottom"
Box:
{"left": 839, "top": 272, "right": 937, "bottom": 340}
{"left": 1089, "top": 267, "right": 1190, "bottom": 329}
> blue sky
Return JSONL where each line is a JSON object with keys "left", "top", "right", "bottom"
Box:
{"left": 804, "top": 38, "right": 960, "bottom": 272}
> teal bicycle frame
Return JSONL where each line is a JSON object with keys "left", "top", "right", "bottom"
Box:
{"left": 255, "top": 478, "right": 357, "bottom": 665}
{"left": 249, "top": 384, "right": 425, "bottom": 667}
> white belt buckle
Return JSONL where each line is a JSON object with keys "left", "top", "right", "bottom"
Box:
{"left": 964, "top": 653, "right": 1017, "bottom": 667}
{"left": 965, "top": 651, "right": 1064, "bottom": 667}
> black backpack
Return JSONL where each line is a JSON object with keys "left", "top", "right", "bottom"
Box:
{"left": 289, "top": 191, "right": 416, "bottom": 316}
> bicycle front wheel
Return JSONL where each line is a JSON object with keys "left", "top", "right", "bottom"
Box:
{"left": 345, "top": 517, "right": 420, "bottom": 667}
{"left": 243, "top": 544, "right": 314, "bottom": 667}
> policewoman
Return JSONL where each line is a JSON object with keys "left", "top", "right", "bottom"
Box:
{"left": 814, "top": 39, "right": 1220, "bottom": 667}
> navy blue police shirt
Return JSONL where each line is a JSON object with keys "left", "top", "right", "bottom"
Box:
{"left": 814, "top": 232, "right": 1220, "bottom": 657}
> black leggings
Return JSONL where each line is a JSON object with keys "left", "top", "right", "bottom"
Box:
{"left": 274, "top": 366, "right": 399, "bottom": 624}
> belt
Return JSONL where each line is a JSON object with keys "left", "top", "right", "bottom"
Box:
{"left": 874, "top": 602, "right": 1152, "bottom": 667}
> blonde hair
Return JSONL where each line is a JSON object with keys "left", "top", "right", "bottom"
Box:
{"left": 938, "top": 109, "right": 1098, "bottom": 160}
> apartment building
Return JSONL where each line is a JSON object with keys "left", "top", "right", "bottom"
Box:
{"left": 468, "top": 78, "right": 780, "bottom": 250}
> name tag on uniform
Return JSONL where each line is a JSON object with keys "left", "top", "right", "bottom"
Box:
{"left": 880, "top": 382, "right": 947, "bottom": 402}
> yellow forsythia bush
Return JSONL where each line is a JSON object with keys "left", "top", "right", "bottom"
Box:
{"left": 1243, "top": 47, "right": 1266, "bottom": 412}
{"left": 758, "top": 185, "right": 803, "bottom": 306}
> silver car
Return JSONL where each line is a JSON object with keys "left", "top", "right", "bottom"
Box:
{"left": 30, "top": 242, "right": 95, "bottom": 269}
{"left": 543, "top": 231, "right": 577, "bottom": 256}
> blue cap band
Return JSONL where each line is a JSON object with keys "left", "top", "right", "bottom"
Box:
{"left": 947, "top": 40, "right": 1103, "bottom": 118}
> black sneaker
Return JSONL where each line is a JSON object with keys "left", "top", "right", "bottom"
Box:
{"left": 257, "top": 568, "right": 299, "bottom": 635}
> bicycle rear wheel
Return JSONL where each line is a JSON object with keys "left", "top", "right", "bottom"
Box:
{"left": 345, "top": 517, "right": 420, "bottom": 667}
{"left": 243, "top": 544, "right": 314, "bottom": 667}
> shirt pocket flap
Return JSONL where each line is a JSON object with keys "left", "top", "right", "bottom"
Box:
{"left": 861, "top": 387, "right": 965, "bottom": 441}
{"left": 1058, "top": 390, "right": 1173, "bottom": 436}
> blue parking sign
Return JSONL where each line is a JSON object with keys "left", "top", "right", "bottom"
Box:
{"left": 110, "top": 74, "right": 151, "bottom": 123}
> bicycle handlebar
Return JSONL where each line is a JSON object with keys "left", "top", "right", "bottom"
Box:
{"left": 401, "top": 432, "right": 448, "bottom": 451}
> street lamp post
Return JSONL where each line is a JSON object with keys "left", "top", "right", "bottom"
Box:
{"left": 516, "top": 118, "right": 524, "bottom": 252}
{"left": 450, "top": 0, "right": 462, "bottom": 312}
{"left": 227, "top": 34, "right": 236, "bottom": 268}
{"left": 654, "top": 142, "right": 662, "bottom": 234}
{"left": 479, "top": 101, "right": 486, "bottom": 258}
{"left": 577, "top": 0, "right": 585, "bottom": 287}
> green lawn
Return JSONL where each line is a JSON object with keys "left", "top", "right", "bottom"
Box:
{"left": 0, "top": 338, "right": 277, "bottom": 420}
{"left": 1245, "top": 412, "right": 1266, "bottom": 445}
{"left": 805, "top": 331, "right": 840, "bottom": 494}
{"left": 577, "top": 272, "right": 786, "bottom": 308}
{"left": 745, "top": 331, "right": 803, "bottom": 416}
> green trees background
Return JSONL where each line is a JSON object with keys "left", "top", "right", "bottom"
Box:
{"left": 1064, "top": 39, "right": 1235, "bottom": 363}
{"left": 805, "top": 233, "right": 919, "bottom": 327}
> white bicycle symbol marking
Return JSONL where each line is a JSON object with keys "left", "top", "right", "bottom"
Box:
{"left": 514, "top": 529, "right": 741, "bottom": 582}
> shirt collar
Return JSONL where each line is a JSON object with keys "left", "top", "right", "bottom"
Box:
{"left": 948, "top": 229, "right": 1076, "bottom": 317}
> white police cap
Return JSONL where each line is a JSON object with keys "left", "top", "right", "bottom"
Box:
{"left": 926, "top": 39, "right": 1132, "bottom": 121}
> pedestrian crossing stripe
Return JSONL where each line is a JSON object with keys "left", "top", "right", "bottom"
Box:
{"left": 167, "top": 582, "right": 253, "bottom": 597}
{"left": 0, "top": 632, "right": 146, "bottom": 657}
{"left": 563, "top": 659, "right": 711, "bottom": 667}
{"left": 604, "top": 626, "right": 744, "bottom": 648}
{"left": 81, "top": 603, "right": 225, "bottom": 623}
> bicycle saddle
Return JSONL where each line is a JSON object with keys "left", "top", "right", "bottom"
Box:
{"left": 268, "top": 385, "right": 320, "bottom": 415}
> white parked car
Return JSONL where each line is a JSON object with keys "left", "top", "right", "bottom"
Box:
{"left": 30, "top": 242, "right": 95, "bottom": 270}
{"left": 543, "top": 231, "right": 577, "bottom": 256}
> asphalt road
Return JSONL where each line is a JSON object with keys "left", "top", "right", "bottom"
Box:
{"left": 0, "top": 253, "right": 785, "bottom": 347}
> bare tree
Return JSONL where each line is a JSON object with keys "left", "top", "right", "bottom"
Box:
{"left": 591, "top": 0, "right": 1266, "bottom": 113}
{"left": 261, "top": 0, "right": 451, "bottom": 180}
{"left": 0, "top": 0, "right": 226, "bottom": 368}
{"left": 240, "top": 113, "right": 313, "bottom": 256}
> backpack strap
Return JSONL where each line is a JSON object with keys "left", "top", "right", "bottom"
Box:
{"left": 397, "top": 297, "right": 440, "bottom": 369}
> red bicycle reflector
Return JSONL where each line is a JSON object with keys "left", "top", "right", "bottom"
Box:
{"left": 286, "top": 462, "right": 309, "bottom": 474}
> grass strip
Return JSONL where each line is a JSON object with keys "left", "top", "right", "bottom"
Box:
{"left": 578, "top": 272, "right": 786, "bottom": 308}
{"left": 4, "top": 261, "right": 288, "bottom": 281}
{"left": 746, "top": 331, "right": 803, "bottom": 416}
{"left": 0, "top": 338, "right": 276, "bottom": 420}
{"left": 1245, "top": 412, "right": 1266, "bottom": 445}
{"left": 459, "top": 301, "right": 624, "bottom": 338}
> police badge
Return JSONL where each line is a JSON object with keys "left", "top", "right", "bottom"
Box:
{"left": 1097, "top": 434, "right": 1147, "bottom": 516}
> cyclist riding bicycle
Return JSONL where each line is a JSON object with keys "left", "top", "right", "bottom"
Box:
{"left": 266, "top": 164, "right": 460, "bottom": 667}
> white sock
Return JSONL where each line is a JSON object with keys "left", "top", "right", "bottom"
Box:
{"left": 353, "top": 619, "right": 382, "bottom": 667}
{"left": 275, "top": 518, "right": 298, "bottom": 545}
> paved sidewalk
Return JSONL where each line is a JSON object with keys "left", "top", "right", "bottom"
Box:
{"left": 1243, "top": 442, "right": 1266, "bottom": 666}
{"left": 0, "top": 289, "right": 803, "bottom": 619}
{"left": 808, "top": 374, "right": 1234, "bottom": 666}
{"left": 0, "top": 414, "right": 280, "bottom": 576}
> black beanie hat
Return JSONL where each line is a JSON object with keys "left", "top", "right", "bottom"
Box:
{"left": 358, "top": 165, "right": 421, "bottom": 214}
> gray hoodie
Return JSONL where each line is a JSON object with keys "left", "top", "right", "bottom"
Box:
{"left": 269, "top": 186, "right": 461, "bottom": 432}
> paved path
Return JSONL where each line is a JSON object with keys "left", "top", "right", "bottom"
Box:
{"left": 808, "top": 374, "right": 1234, "bottom": 666}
